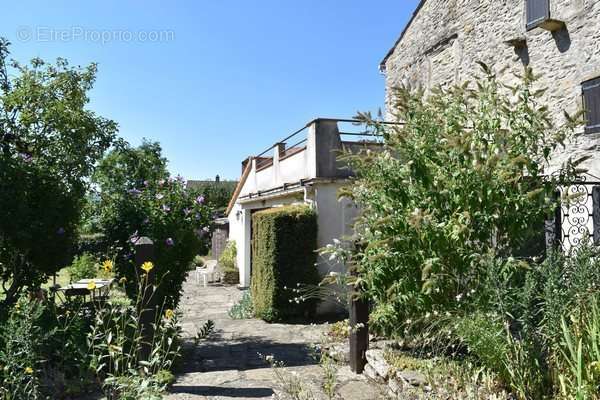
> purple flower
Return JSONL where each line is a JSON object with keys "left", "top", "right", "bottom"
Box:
{"left": 176, "top": 175, "right": 185, "bottom": 183}
{"left": 156, "top": 193, "right": 164, "bottom": 200}
{"left": 56, "top": 227, "right": 65, "bottom": 235}
{"left": 128, "top": 188, "right": 142, "bottom": 196}
{"left": 162, "top": 204, "right": 171, "bottom": 212}
{"left": 19, "top": 153, "right": 33, "bottom": 163}
{"left": 143, "top": 180, "right": 149, "bottom": 187}
{"left": 165, "top": 237, "right": 175, "bottom": 246}
{"left": 195, "top": 195, "right": 205, "bottom": 205}
{"left": 195, "top": 213, "right": 202, "bottom": 220}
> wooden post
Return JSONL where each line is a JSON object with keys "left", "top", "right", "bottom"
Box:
{"left": 349, "top": 288, "right": 369, "bottom": 374}
{"left": 135, "top": 236, "right": 156, "bottom": 362}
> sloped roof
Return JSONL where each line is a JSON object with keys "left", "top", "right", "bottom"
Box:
{"left": 379, "top": 0, "right": 428, "bottom": 72}
{"left": 225, "top": 158, "right": 253, "bottom": 216}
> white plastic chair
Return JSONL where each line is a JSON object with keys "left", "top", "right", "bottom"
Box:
{"left": 195, "top": 260, "right": 219, "bottom": 287}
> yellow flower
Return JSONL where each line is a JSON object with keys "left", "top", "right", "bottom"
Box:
{"left": 87, "top": 281, "right": 96, "bottom": 290}
{"left": 25, "top": 367, "right": 33, "bottom": 374}
{"left": 165, "top": 309, "right": 175, "bottom": 320}
{"left": 102, "top": 260, "right": 113, "bottom": 273}
{"left": 141, "top": 261, "right": 154, "bottom": 273}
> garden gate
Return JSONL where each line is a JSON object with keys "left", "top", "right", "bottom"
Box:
{"left": 549, "top": 172, "right": 600, "bottom": 251}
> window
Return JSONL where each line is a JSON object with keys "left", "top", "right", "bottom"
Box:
{"left": 583, "top": 77, "right": 600, "bottom": 134}
{"left": 526, "top": 0, "right": 550, "bottom": 30}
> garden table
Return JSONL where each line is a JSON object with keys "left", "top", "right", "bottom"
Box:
{"left": 55, "top": 278, "right": 115, "bottom": 301}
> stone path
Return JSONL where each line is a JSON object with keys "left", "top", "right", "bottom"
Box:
{"left": 165, "top": 275, "right": 383, "bottom": 400}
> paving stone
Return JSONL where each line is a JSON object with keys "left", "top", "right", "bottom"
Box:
{"left": 165, "top": 276, "right": 387, "bottom": 400}
{"left": 365, "top": 349, "right": 390, "bottom": 379}
{"left": 362, "top": 363, "right": 384, "bottom": 383}
{"left": 337, "top": 380, "right": 381, "bottom": 400}
{"left": 388, "top": 377, "right": 401, "bottom": 393}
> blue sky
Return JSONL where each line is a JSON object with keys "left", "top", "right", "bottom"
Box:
{"left": 3, "top": 0, "right": 418, "bottom": 180}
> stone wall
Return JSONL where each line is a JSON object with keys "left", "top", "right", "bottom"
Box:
{"left": 382, "top": 0, "right": 600, "bottom": 175}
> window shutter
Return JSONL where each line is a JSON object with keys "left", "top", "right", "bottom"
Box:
{"left": 583, "top": 78, "right": 600, "bottom": 134}
{"left": 593, "top": 186, "right": 600, "bottom": 245}
{"left": 526, "top": 0, "right": 550, "bottom": 29}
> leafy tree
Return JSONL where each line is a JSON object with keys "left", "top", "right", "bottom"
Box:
{"left": 337, "top": 65, "right": 583, "bottom": 336}
{"left": 0, "top": 38, "right": 117, "bottom": 307}
{"left": 93, "top": 139, "right": 169, "bottom": 198}
{"left": 80, "top": 140, "right": 169, "bottom": 235}
{"left": 187, "top": 180, "right": 237, "bottom": 213}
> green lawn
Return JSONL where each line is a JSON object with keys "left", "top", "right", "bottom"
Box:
{"left": 42, "top": 267, "right": 72, "bottom": 288}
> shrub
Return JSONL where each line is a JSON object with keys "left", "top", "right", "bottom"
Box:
{"left": 0, "top": 297, "right": 46, "bottom": 399}
{"left": 326, "top": 65, "right": 600, "bottom": 398}
{"left": 222, "top": 269, "right": 240, "bottom": 285}
{"left": 326, "top": 319, "right": 350, "bottom": 341}
{"left": 97, "top": 170, "right": 211, "bottom": 309}
{"left": 88, "top": 261, "right": 182, "bottom": 399}
{"left": 251, "top": 205, "right": 320, "bottom": 321}
{"left": 219, "top": 241, "right": 239, "bottom": 284}
{"left": 228, "top": 291, "right": 254, "bottom": 320}
{"left": 68, "top": 253, "right": 99, "bottom": 282}
{"left": 0, "top": 296, "right": 94, "bottom": 399}
{"left": 336, "top": 65, "right": 580, "bottom": 336}
{"left": 557, "top": 296, "right": 600, "bottom": 400}
{"left": 219, "top": 240, "right": 236, "bottom": 270}
{"left": 76, "top": 233, "right": 108, "bottom": 258}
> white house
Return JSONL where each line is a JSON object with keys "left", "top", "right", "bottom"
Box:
{"left": 226, "top": 118, "right": 379, "bottom": 289}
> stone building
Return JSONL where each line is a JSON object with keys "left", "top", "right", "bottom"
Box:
{"left": 380, "top": 0, "right": 600, "bottom": 176}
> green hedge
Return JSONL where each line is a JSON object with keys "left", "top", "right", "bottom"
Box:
{"left": 76, "top": 233, "right": 107, "bottom": 258}
{"left": 251, "top": 205, "right": 320, "bottom": 321}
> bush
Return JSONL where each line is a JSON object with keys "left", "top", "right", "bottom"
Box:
{"left": 94, "top": 142, "right": 213, "bottom": 309}
{"left": 219, "top": 241, "right": 239, "bottom": 284}
{"left": 250, "top": 205, "right": 320, "bottom": 321}
{"left": 88, "top": 261, "right": 182, "bottom": 399}
{"left": 76, "top": 233, "right": 108, "bottom": 258}
{"left": 327, "top": 65, "right": 599, "bottom": 398}
{"left": 98, "top": 174, "right": 211, "bottom": 309}
{"left": 0, "top": 296, "right": 94, "bottom": 399}
{"left": 336, "top": 65, "right": 580, "bottom": 336}
{"left": 228, "top": 291, "right": 254, "bottom": 319}
{"left": 0, "top": 297, "right": 46, "bottom": 398}
{"left": 557, "top": 296, "right": 600, "bottom": 400}
{"left": 68, "top": 253, "right": 99, "bottom": 282}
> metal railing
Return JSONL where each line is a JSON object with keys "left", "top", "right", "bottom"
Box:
{"left": 252, "top": 118, "right": 404, "bottom": 169}
{"left": 556, "top": 172, "right": 600, "bottom": 251}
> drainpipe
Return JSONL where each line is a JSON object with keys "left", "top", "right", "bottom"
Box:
{"left": 303, "top": 182, "right": 315, "bottom": 209}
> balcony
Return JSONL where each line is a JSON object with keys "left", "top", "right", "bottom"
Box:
{"left": 237, "top": 118, "right": 389, "bottom": 202}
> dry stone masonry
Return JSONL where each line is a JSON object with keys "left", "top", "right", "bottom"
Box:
{"left": 382, "top": 0, "right": 600, "bottom": 175}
